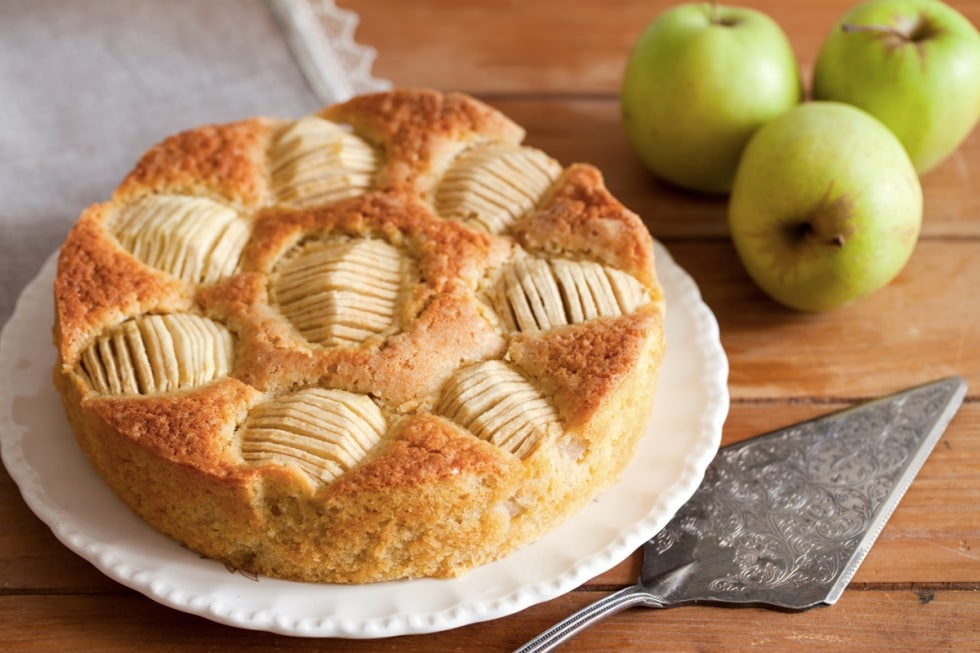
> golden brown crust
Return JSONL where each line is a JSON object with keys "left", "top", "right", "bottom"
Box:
{"left": 85, "top": 378, "right": 257, "bottom": 473}
{"left": 320, "top": 88, "right": 525, "bottom": 192}
{"left": 329, "top": 413, "right": 519, "bottom": 493}
{"left": 52, "top": 88, "right": 665, "bottom": 583}
{"left": 514, "top": 164, "right": 659, "bottom": 288}
{"left": 244, "top": 192, "right": 510, "bottom": 285}
{"left": 115, "top": 118, "right": 274, "bottom": 207}
{"left": 509, "top": 306, "right": 663, "bottom": 428}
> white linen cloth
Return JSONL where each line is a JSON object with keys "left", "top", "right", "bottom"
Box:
{"left": 0, "top": 0, "right": 388, "bottom": 328}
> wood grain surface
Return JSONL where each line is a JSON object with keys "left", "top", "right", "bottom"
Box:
{"left": 2, "top": 0, "right": 978, "bottom": 650}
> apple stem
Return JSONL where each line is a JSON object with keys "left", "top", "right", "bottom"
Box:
{"left": 802, "top": 223, "right": 846, "bottom": 248}
{"left": 708, "top": 1, "right": 734, "bottom": 27}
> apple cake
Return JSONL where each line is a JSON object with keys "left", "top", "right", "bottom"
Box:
{"left": 52, "top": 88, "right": 666, "bottom": 583}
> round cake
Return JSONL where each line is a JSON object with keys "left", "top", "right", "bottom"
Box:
{"left": 52, "top": 88, "right": 666, "bottom": 583}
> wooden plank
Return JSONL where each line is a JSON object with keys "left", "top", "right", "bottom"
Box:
{"left": 345, "top": 0, "right": 980, "bottom": 94}
{"left": 1, "top": 589, "right": 979, "bottom": 652}
{"left": 388, "top": 0, "right": 973, "bottom": 92}
{"left": 666, "top": 240, "right": 980, "bottom": 399}
{"left": 509, "top": 588, "right": 980, "bottom": 653}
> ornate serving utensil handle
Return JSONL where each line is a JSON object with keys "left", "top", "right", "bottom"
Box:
{"left": 513, "top": 584, "right": 664, "bottom": 653}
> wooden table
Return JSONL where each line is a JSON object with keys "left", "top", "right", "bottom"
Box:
{"left": 3, "top": 0, "right": 978, "bottom": 650}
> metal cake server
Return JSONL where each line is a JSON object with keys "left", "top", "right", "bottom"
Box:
{"left": 516, "top": 376, "right": 967, "bottom": 653}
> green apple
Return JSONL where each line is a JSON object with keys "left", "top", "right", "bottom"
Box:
{"left": 620, "top": 2, "right": 801, "bottom": 194}
{"left": 812, "top": 0, "right": 980, "bottom": 173}
{"left": 728, "top": 102, "right": 922, "bottom": 312}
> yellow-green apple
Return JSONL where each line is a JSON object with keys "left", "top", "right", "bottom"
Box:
{"left": 728, "top": 102, "right": 922, "bottom": 312}
{"left": 620, "top": 2, "right": 801, "bottom": 194}
{"left": 812, "top": 0, "right": 980, "bottom": 173}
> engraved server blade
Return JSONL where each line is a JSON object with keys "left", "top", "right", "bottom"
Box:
{"left": 516, "top": 376, "right": 967, "bottom": 653}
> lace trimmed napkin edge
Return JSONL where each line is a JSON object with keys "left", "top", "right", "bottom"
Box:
{"left": 267, "top": 0, "right": 392, "bottom": 105}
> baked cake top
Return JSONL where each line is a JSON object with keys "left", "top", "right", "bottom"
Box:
{"left": 52, "top": 90, "right": 664, "bottom": 569}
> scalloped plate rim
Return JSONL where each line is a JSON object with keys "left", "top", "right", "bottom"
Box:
{"left": 0, "top": 240, "right": 728, "bottom": 638}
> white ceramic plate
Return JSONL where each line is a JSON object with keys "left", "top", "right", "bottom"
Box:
{"left": 0, "top": 241, "right": 727, "bottom": 638}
